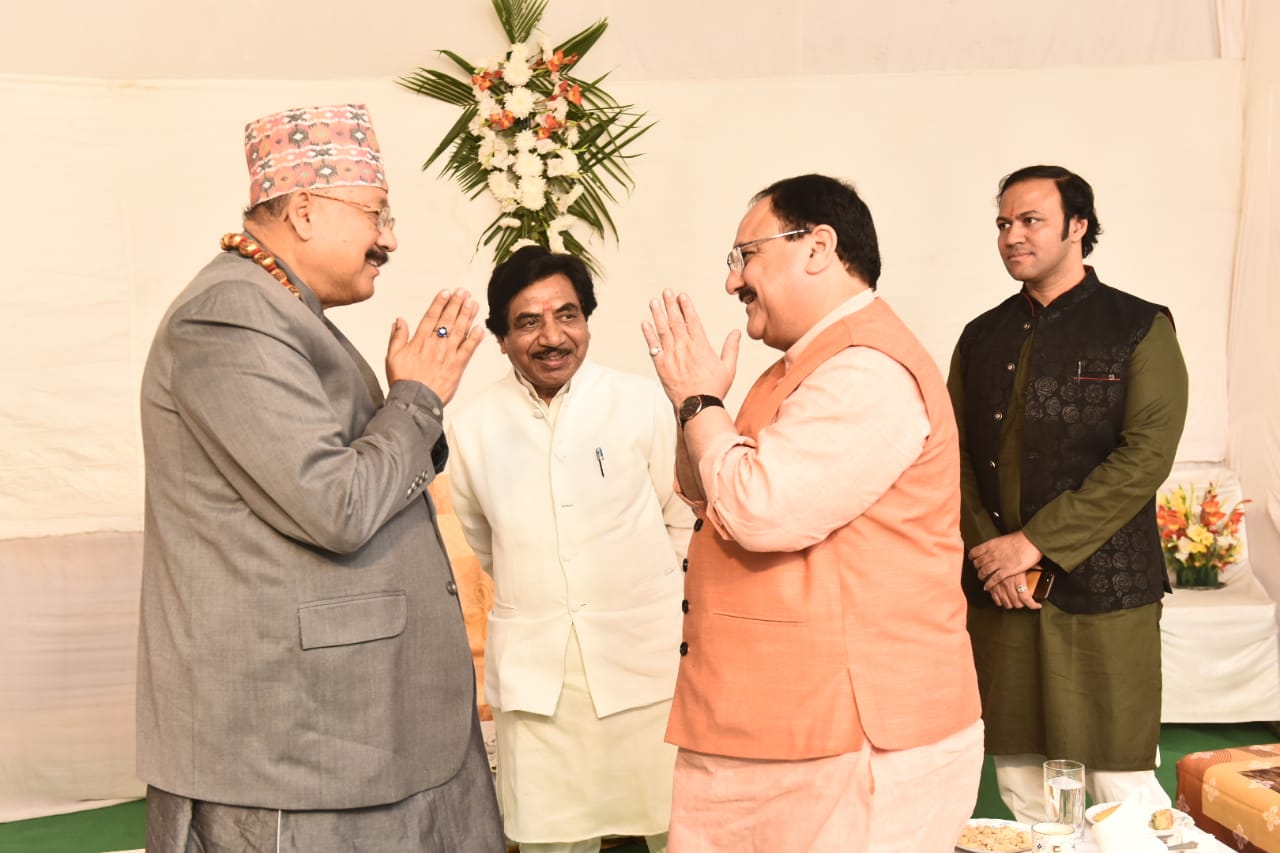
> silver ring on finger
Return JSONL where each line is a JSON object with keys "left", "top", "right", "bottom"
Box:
{"left": 649, "top": 346, "right": 663, "bottom": 357}
{"left": 1015, "top": 584, "right": 1028, "bottom": 593}
{"left": 435, "top": 326, "right": 449, "bottom": 338}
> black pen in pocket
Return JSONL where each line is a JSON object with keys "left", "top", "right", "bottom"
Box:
{"left": 595, "top": 447, "right": 605, "bottom": 477}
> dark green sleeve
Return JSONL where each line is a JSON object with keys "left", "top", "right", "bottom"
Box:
{"left": 947, "top": 340, "right": 1003, "bottom": 551}
{"left": 1021, "top": 313, "right": 1189, "bottom": 570}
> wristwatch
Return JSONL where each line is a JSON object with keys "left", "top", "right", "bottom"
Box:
{"left": 678, "top": 394, "right": 724, "bottom": 428}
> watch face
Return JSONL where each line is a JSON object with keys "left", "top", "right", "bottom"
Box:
{"left": 680, "top": 395, "right": 722, "bottom": 425}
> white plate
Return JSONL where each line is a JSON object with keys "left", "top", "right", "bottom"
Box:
{"left": 1084, "top": 802, "right": 1194, "bottom": 837}
{"left": 1085, "top": 801, "right": 1118, "bottom": 825}
{"left": 956, "top": 818, "right": 1033, "bottom": 852}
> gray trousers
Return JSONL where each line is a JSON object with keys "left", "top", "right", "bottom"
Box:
{"left": 145, "top": 714, "right": 504, "bottom": 853}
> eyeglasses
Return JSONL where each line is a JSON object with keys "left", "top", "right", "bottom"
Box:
{"left": 726, "top": 228, "right": 811, "bottom": 272}
{"left": 309, "top": 191, "right": 396, "bottom": 232}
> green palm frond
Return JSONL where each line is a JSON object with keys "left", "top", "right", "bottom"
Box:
{"left": 555, "top": 20, "right": 608, "bottom": 59}
{"left": 493, "top": 0, "right": 548, "bottom": 44}
{"left": 421, "top": 106, "right": 478, "bottom": 170}
{"left": 573, "top": 177, "right": 620, "bottom": 240}
{"left": 398, "top": 0, "right": 654, "bottom": 273}
{"left": 439, "top": 50, "right": 479, "bottom": 76}
{"left": 396, "top": 68, "right": 474, "bottom": 107}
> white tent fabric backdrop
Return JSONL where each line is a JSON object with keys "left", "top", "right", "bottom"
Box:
{"left": 0, "top": 0, "right": 1243, "bottom": 81}
{"left": 2, "top": 0, "right": 1278, "bottom": 823}
{"left": 0, "top": 62, "right": 1245, "bottom": 538}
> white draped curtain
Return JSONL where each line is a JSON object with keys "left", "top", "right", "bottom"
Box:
{"left": 1228, "top": 0, "right": 1280, "bottom": 606}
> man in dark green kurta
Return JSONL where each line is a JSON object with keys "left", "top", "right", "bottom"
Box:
{"left": 948, "top": 165, "right": 1188, "bottom": 823}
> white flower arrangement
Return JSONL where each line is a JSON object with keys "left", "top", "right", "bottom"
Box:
{"left": 399, "top": 0, "right": 652, "bottom": 271}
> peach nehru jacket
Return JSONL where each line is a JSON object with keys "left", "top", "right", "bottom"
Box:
{"left": 666, "top": 293, "right": 982, "bottom": 760}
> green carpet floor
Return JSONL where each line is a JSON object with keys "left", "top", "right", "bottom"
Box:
{"left": 0, "top": 799, "right": 146, "bottom": 853}
{"left": 971, "top": 721, "right": 1277, "bottom": 821}
{"left": 2, "top": 723, "right": 1275, "bottom": 852}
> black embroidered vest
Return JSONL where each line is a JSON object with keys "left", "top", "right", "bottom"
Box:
{"left": 957, "top": 271, "right": 1171, "bottom": 613}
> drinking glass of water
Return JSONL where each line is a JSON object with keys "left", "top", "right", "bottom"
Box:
{"left": 1043, "top": 759, "right": 1085, "bottom": 835}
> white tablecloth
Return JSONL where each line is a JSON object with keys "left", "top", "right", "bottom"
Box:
{"left": 1158, "top": 463, "right": 1280, "bottom": 724}
{"left": 0, "top": 532, "right": 146, "bottom": 822}
{"left": 1161, "top": 570, "right": 1280, "bottom": 722}
{"left": 1074, "top": 820, "right": 1232, "bottom": 851}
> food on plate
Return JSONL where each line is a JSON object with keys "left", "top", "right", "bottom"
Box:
{"left": 956, "top": 823, "right": 1032, "bottom": 851}
{"left": 1094, "top": 803, "right": 1121, "bottom": 822}
{"left": 1091, "top": 802, "right": 1180, "bottom": 833}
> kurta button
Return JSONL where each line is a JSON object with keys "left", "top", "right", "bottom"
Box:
{"left": 431, "top": 407, "right": 441, "bottom": 417}
{"left": 681, "top": 599, "right": 689, "bottom": 613}
{"left": 992, "top": 511, "right": 1001, "bottom": 520}
{"left": 1005, "top": 362, "right": 1016, "bottom": 372}
{"left": 679, "top": 641, "right": 689, "bottom": 656}
{"left": 682, "top": 558, "right": 689, "bottom": 573}
{"left": 445, "top": 580, "right": 458, "bottom": 595}
{"left": 993, "top": 411, "right": 1004, "bottom": 421}
{"left": 988, "top": 460, "right": 997, "bottom": 469}
{"left": 1022, "top": 321, "right": 1032, "bottom": 330}
{"left": 693, "top": 518, "right": 704, "bottom": 531}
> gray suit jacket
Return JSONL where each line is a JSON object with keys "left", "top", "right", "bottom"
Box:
{"left": 137, "top": 250, "right": 475, "bottom": 810}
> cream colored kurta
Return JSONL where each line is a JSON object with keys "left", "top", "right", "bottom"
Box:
{"left": 447, "top": 360, "right": 693, "bottom": 840}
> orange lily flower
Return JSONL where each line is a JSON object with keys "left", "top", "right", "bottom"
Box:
{"left": 536, "top": 114, "right": 563, "bottom": 139}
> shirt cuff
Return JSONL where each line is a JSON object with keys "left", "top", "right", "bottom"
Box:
{"left": 674, "top": 480, "right": 708, "bottom": 514}
{"left": 697, "top": 431, "right": 758, "bottom": 539}
{"left": 386, "top": 379, "right": 445, "bottom": 424}
{"left": 386, "top": 380, "right": 449, "bottom": 472}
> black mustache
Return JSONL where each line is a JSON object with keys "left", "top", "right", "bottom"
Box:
{"left": 738, "top": 286, "right": 757, "bottom": 303}
{"left": 535, "top": 347, "right": 568, "bottom": 358}
{"left": 366, "top": 247, "right": 390, "bottom": 267}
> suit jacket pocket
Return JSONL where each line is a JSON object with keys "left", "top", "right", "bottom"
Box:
{"left": 298, "top": 591, "right": 407, "bottom": 650}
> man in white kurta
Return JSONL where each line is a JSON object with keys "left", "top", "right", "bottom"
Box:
{"left": 447, "top": 246, "right": 693, "bottom": 853}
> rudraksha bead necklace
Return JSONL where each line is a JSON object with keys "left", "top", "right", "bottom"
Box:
{"left": 220, "top": 233, "right": 301, "bottom": 300}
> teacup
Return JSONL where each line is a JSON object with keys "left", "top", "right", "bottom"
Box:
{"left": 1031, "top": 821, "right": 1077, "bottom": 853}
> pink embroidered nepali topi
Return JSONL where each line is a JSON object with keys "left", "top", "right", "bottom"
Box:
{"left": 243, "top": 104, "right": 387, "bottom": 206}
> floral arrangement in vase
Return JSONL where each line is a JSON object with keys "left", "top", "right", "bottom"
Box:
{"left": 398, "top": 0, "right": 651, "bottom": 272}
{"left": 1156, "top": 482, "right": 1249, "bottom": 588}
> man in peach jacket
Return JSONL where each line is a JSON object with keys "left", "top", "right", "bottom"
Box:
{"left": 642, "top": 174, "right": 983, "bottom": 851}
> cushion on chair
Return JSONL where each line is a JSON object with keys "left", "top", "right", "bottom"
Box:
{"left": 1176, "top": 744, "right": 1280, "bottom": 852}
{"left": 429, "top": 474, "right": 494, "bottom": 721}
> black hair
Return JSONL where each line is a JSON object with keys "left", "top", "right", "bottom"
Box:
{"left": 753, "top": 174, "right": 881, "bottom": 289}
{"left": 485, "top": 245, "right": 598, "bottom": 337}
{"left": 998, "top": 165, "right": 1103, "bottom": 258}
